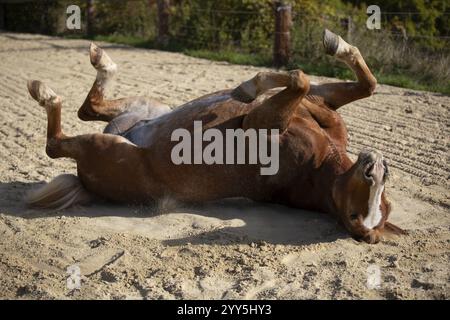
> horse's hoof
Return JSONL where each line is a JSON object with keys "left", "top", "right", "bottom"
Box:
{"left": 231, "top": 77, "right": 260, "bottom": 103}
{"left": 89, "top": 43, "right": 117, "bottom": 73}
{"left": 231, "top": 85, "right": 256, "bottom": 103}
{"left": 89, "top": 42, "right": 103, "bottom": 68}
{"left": 27, "top": 80, "right": 61, "bottom": 107}
{"left": 288, "top": 69, "right": 310, "bottom": 92}
{"left": 323, "top": 29, "right": 340, "bottom": 56}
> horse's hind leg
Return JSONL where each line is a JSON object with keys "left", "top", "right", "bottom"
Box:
{"left": 27, "top": 80, "right": 148, "bottom": 204}
{"left": 27, "top": 80, "right": 137, "bottom": 161}
{"left": 309, "top": 29, "right": 377, "bottom": 109}
{"left": 28, "top": 80, "right": 91, "bottom": 159}
{"left": 78, "top": 43, "right": 170, "bottom": 124}
{"left": 27, "top": 80, "right": 65, "bottom": 148}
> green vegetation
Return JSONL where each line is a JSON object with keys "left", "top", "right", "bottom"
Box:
{"left": 2, "top": 0, "right": 449, "bottom": 94}
{"left": 183, "top": 50, "right": 272, "bottom": 67}
{"left": 91, "top": 33, "right": 450, "bottom": 95}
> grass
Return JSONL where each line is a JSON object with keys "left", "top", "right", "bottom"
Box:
{"left": 89, "top": 34, "right": 155, "bottom": 49}
{"left": 294, "top": 59, "right": 450, "bottom": 94}
{"left": 185, "top": 49, "right": 272, "bottom": 67}
{"left": 82, "top": 34, "right": 449, "bottom": 95}
{"left": 375, "top": 73, "right": 449, "bottom": 94}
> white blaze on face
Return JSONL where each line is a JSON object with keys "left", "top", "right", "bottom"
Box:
{"left": 363, "top": 183, "right": 384, "bottom": 229}
{"left": 363, "top": 159, "right": 385, "bottom": 229}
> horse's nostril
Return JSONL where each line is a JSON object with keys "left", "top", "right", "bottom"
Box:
{"left": 365, "top": 163, "right": 374, "bottom": 179}
{"left": 382, "top": 160, "right": 389, "bottom": 179}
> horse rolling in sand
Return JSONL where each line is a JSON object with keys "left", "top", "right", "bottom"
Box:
{"left": 26, "top": 29, "right": 406, "bottom": 244}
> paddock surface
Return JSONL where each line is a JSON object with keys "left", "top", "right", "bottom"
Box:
{"left": 0, "top": 33, "right": 448, "bottom": 299}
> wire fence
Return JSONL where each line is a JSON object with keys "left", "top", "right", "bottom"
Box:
{"left": 163, "top": 7, "right": 450, "bottom": 56}
{"left": 1, "top": 0, "right": 447, "bottom": 90}
{"left": 172, "top": 9, "right": 450, "bottom": 39}
{"left": 1, "top": 1, "right": 448, "bottom": 54}
{"left": 158, "top": 4, "right": 449, "bottom": 90}
{"left": 1, "top": 0, "right": 447, "bottom": 92}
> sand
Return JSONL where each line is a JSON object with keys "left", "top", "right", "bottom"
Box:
{"left": 0, "top": 32, "right": 448, "bottom": 299}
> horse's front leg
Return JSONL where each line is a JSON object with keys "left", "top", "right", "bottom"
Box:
{"left": 232, "top": 70, "right": 310, "bottom": 132}
{"left": 308, "top": 29, "right": 377, "bottom": 109}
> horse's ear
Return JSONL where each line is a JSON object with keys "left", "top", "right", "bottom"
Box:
{"left": 383, "top": 221, "right": 408, "bottom": 236}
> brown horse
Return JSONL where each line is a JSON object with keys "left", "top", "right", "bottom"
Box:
{"left": 26, "top": 29, "right": 406, "bottom": 244}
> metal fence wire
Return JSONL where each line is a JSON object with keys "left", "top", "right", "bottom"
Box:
{"left": 0, "top": 1, "right": 448, "bottom": 57}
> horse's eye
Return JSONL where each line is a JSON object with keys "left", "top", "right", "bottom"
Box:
{"left": 350, "top": 213, "right": 358, "bottom": 220}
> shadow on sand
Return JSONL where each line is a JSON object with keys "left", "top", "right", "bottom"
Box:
{"left": 0, "top": 181, "right": 348, "bottom": 246}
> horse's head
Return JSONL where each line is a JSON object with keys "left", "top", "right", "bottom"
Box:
{"left": 333, "top": 150, "right": 406, "bottom": 243}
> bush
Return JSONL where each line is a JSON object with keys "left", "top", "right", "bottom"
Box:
{"left": 2, "top": 0, "right": 448, "bottom": 94}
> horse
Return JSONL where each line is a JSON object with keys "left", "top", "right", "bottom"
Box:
{"left": 25, "top": 29, "right": 406, "bottom": 244}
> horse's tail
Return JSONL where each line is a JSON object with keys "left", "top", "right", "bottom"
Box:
{"left": 25, "top": 174, "right": 92, "bottom": 210}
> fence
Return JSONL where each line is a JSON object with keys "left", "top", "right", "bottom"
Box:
{"left": 167, "top": 4, "right": 449, "bottom": 67}
{"left": 0, "top": 0, "right": 449, "bottom": 68}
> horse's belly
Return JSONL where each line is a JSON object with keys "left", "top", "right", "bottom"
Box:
{"left": 122, "top": 121, "right": 159, "bottom": 147}
{"left": 121, "top": 91, "right": 243, "bottom": 148}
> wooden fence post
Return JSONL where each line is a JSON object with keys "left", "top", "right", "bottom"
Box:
{"left": 0, "top": 5, "right": 5, "bottom": 30}
{"left": 340, "top": 16, "right": 353, "bottom": 42}
{"left": 86, "top": 0, "right": 95, "bottom": 37}
{"left": 347, "top": 16, "right": 353, "bottom": 42}
{"left": 157, "top": 0, "right": 170, "bottom": 46}
{"left": 274, "top": 1, "right": 292, "bottom": 67}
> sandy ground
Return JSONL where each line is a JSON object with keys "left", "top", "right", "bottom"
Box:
{"left": 0, "top": 33, "right": 448, "bottom": 300}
